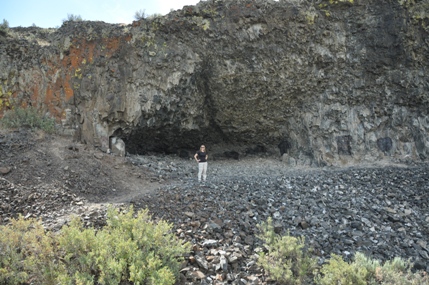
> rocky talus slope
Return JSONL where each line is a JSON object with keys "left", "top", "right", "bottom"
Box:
{"left": 131, "top": 155, "right": 429, "bottom": 284}
{"left": 1, "top": 130, "right": 428, "bottom": 284}
{"left": 0, "top": 0, "right": 428, "bottom": 165}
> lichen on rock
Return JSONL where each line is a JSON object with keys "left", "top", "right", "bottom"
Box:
{"left": 0, "top": 0, "right": 428, "bottom": 166}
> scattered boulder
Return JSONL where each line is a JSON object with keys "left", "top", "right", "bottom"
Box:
{"left": 0, "top": 167, "right": 11, "bottom": 175}
{"left": 110, "top": 137, "right": 126, "bottom": 157}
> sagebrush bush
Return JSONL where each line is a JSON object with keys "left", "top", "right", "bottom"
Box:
{"left": 0, "top": 217, "right": 61, "bottom": 285}
{"left": 57, "top": 206, "right": 190, "bottom": 285}
{"left": 257, "top": 219, "right": 429, "bottom": 285}
{"left": 358, "top": 254, "right": 429, "bottom": 285}
{"left": 0, "top": 107, "right": 56, "bottom": 133}
{"left": 257, "top": 218, "right": 317, "bottom": 284}
{"left": 0, "top": 206, "right": 191, "bottom": 285}
{"left": 56, "top": 218, "right": 98, "bottom": 285}
{"left": 316, "top": 253, "right": 368, "bottom": 285}
{"left": 316, "top": 252, "right": 429, "bottom": 285}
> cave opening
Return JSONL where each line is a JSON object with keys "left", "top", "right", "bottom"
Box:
{"left": 122, "top": 127, "right": 209, "bottom": 157}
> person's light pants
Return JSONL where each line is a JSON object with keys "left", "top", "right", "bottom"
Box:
{"left": 198, "top": 162, "right": 207, "bottom": 181}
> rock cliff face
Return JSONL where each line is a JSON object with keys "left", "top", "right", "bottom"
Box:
{"left": 0, "top": 0, "right": 428, "bottom": 165}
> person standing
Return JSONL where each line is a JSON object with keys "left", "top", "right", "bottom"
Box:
{"left": 194, "top": 145, "right": 208, "bottom": 182}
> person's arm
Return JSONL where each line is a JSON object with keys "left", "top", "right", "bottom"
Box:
{"left": 205, "top": 154, "right": 208, "bottom": 160}
{"left": 194, "top": 153, "right": 199, "bottom": 162}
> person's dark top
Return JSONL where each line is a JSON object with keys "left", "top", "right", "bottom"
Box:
{"left": 196, "top": 151, "right": 207, "bottom": 163}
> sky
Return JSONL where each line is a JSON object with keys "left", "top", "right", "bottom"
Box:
{"left": 1, "top": 0, "right": 203, "bottom": 28}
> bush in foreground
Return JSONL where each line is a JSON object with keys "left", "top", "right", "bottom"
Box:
{"left": 0, "top": 206, "right": 190, "bottom": 285}
{"left": 316, "top": 252, "right": 429, "bottom": 285}
{"left": 257, "top": 217, "right": 317, "bottom": 284}
{"left": 257, "top": 218, "right": 429, "bottom": 285}
{"left": 316, "top": 253, "right": 367, "bottom": 285}
{"left": 0, "top": 217, "right": 59, "bottom": 285}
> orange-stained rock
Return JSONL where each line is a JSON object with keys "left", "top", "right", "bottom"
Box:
{"left": 0, "top": 0, "right": 428, "bottom": 166}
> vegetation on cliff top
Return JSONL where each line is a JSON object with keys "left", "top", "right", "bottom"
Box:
{"left": 0, "top": 107, "right": 56, "bottom": 133}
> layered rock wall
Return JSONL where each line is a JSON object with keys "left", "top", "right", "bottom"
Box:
{"left": 0, "top": 0, "right": 428, "bottom": 166}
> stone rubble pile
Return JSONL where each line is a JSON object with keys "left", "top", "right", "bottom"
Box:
{"left": 129, "top": 155, "right": 429, "bottom": 284}
{"left": 1, "top": 128, "right": 428, "bottom": 285}
{"left": 0, "top": 130, "right": 131, "bottom": 229}
{"left": 0, "top": 176, "right": 109, "bottom": 229}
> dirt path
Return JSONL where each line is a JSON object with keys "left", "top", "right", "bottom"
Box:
{"left": 0, "top": 129, "right": 162, "bottom": 225}
{"left": 0, "top": 128, "right": 418, "bottom": 228}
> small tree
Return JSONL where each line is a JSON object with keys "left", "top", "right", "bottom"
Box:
{"left": 0, "top": 19, "right": 9, "bottom": 33}
{"left": 63, "top": 14, "right": 83, "bottom": 23}
{"left": 0, "top": 19, "right": 9, "bottom": 29}
{"left": 134, "top": 9, "right": 146, "bottom": 20}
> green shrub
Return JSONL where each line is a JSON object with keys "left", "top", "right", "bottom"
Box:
{"left": 57, "top": 206, "right": 190, "bottom": 285}
{"left": 316, "top": 253, "right": 368, "bottom": 285}
{"left": 360, "top": 254, "right": 429, "bottom": 285}
{"left": 257, "top": 218, "right": 317, "bottom": 284}
{"left": 63, "top": 14, "right": 83, "bottom": 23}
{"left": 55, "top": 218, "right": 98, "bottom": 285}
{"left": 257, "top": 219, "right": 429, "bottom": 285}
{"left": 0, "top": 107, "right": 56, "bottom": 133}
{"left": 0, "top": 217, "right": 62, "bottom": 285}
{"left": 316, "top": 252, "right": 429, "bottom": 285}
{"left": 352, "top": 252, "right": 382, "bottom": 283}
{"left": 0, "top": 206, "right": 190, "bottom": 285}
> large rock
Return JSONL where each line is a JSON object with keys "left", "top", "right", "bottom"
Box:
{"left": 0, "top": 0, "right": 428, "bottom": 166}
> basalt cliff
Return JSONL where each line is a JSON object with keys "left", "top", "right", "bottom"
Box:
{"left": 0, "top": 0, "right": 428, "bottom": 166}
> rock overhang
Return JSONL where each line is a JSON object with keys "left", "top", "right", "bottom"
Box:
{"left": 0, "top": 0, "right": 428, "bottom": 165}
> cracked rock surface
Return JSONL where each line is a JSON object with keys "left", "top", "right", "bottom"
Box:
{"left": 1, "top": 0, "right": 428, "bottom": 166}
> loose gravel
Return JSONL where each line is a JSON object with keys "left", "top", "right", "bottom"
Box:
{"left": 128, "top": 154, "right": 429, "bottom": 284}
